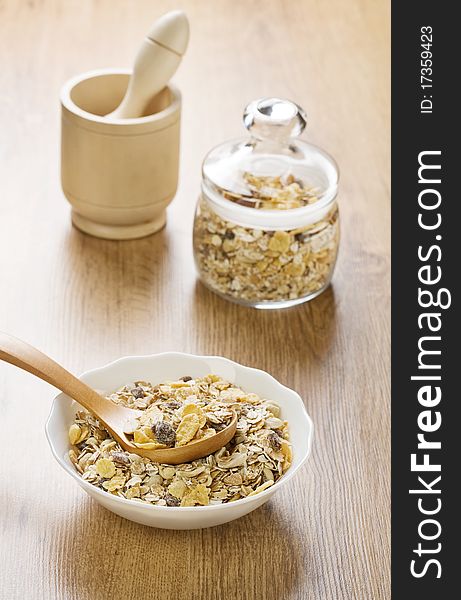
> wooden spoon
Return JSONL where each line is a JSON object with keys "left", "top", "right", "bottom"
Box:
{"left": 0, "top": 332, "right": 237, "bottom": 465}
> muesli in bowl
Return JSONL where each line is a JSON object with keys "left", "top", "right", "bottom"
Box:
{"left": 68, "top": 374, "right": 292, "bottom": 507}
{"left": 46, "top": 353, "right": 313, "bottom": 529}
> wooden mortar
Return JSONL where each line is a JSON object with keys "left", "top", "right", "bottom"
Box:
{"left": 60, "top": 68, "right": 181, "bottom": 240}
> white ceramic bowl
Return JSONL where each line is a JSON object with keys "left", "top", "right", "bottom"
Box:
{"left": 45, "top": 353, "right": 313, "bottom": 529}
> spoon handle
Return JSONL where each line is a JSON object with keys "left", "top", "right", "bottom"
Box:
{"left": 0, "top": 332, "right": 116, "bottom": 429}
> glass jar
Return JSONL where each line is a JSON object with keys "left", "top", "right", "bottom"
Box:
{"left": 193, "top": 97, "right": 339, "bottom": 309}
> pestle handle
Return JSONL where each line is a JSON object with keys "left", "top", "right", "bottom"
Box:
{"left": 107, "top": 10, "right": 189, "bottom": 120}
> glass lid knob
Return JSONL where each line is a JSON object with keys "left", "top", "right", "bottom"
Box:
{"left": 243, "top": 97, "right": 307, "bottom": 141}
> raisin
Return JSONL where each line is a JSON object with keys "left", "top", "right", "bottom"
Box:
{"left": 111, "top": 451, "right": 130, "bottom": 467}
{"left": 164, "top": 401, "right": 181, "bottom": 410}
{"left": 224, "top": 230, "right": 235, "bottom": 240}
{"left": 164, "top": 494, "right": 181, "bottom": 507}
{"left": 153, "top": 421, "right": 176, "bottom": 446}
{"left": 294, "top": 232, "right": 308, "bottom": 243}
{"left": 131, "top": 387, "right": 145, "bottom": 399}
{"left": 180, "top": 375, "right": 193, "bottom": 382}
{"left": 210, "top": 422, "right": 226, "bottom": 432}
{"left": 267, "top": 432, "right": 282, "bottom": 451}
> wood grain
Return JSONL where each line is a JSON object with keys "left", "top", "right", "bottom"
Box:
{"left": 0, "top": 1, "right": 390, "bottom": 599}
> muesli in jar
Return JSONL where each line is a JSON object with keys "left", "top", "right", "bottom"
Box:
{"left": 194, "top": 173, "right": 339, "bottom": 304}
{"left": 193, "top": 97, "right": 340, "bottom": 308}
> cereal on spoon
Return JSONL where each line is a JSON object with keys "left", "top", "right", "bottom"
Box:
{"left": 120, "top": 377, "right": 235, "bottom": 451}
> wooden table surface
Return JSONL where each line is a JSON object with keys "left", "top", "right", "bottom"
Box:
{"left": 0, "top": 1, "right": 390, "bottom": 598}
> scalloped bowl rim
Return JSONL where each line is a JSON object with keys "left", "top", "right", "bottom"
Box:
{"left": 45, "top": 352, "right": 313, "bottom": 513}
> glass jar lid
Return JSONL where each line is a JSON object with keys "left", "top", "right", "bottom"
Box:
{"left": 202, "top": 97, "right": 339, "bottom": 228}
